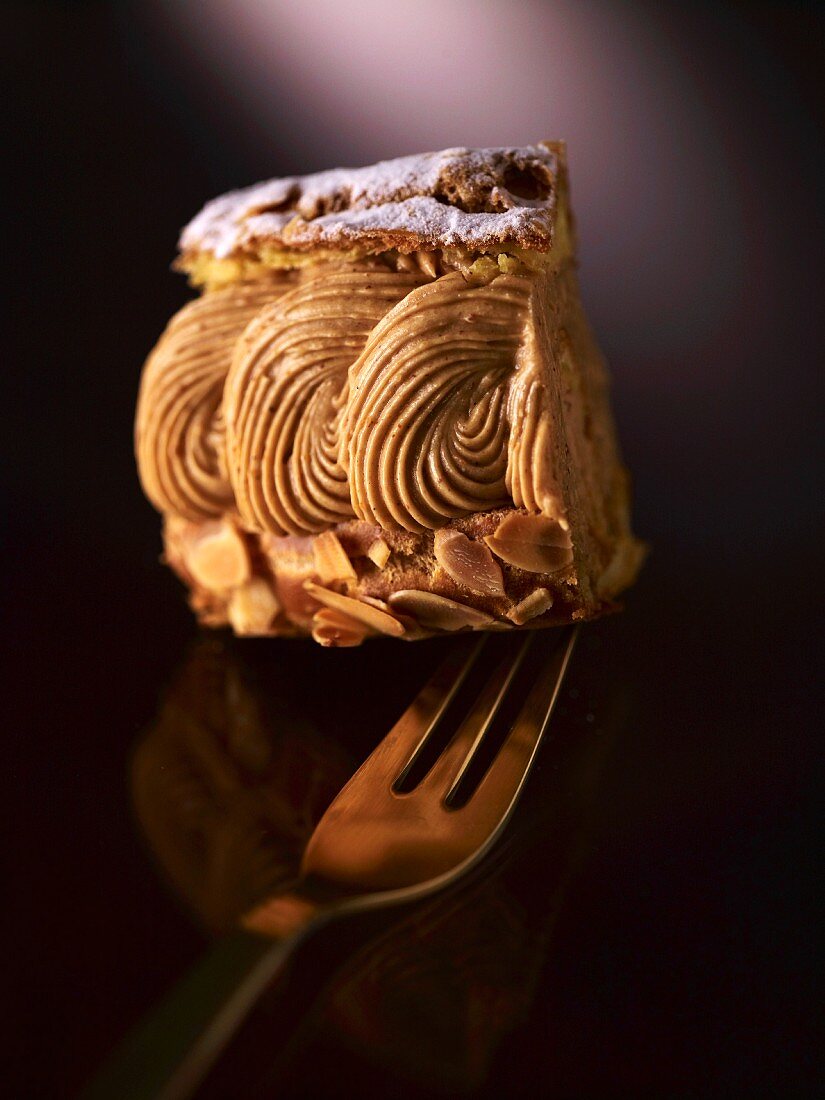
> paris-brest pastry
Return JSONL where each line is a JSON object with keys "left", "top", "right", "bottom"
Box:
{"left": 135, "top": 144, "right": 644, "bottom": 646}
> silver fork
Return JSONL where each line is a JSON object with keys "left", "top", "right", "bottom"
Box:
{"left": 86, "top": 626, "right": 578, "bottom": 1100}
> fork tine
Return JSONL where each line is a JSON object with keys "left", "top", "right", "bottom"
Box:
{"left": 320, "top": 635, "right": 486, "bottom": 812}
{"left": 421, "top": 633, "right": 534, "bottom": 794}
{"left": 304, "top": 626, "right": 576, "bottom": 890}
{"left": 453, "top": 626, "right": 578, "bottom": 811}
{"left": 389, "top": 635, "right": 488, "bottom": 788}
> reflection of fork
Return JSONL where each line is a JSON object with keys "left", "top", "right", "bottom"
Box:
{"left": 87, "top": 627, "right": 577, "bottom": 1100}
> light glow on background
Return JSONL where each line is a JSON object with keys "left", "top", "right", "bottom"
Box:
{"left": 144, "top": 0, "right": 746, "bottom": 364}
{"left": 133, "top": 0, "right": 823, "bottom": 551}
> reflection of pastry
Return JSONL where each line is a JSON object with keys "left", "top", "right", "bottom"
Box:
{"left": 131, "top": 639, "right": 351, "bottom": 931}
{"left": 136, "top": 145, "right": 644, "bottom": 645}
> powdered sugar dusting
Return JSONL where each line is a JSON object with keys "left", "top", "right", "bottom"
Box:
{"left": 180, "top": 145, "right": 564, "bottom": 260}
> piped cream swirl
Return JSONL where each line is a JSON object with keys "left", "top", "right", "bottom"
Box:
{"left": 224, "top": 265, "right": 425, "bottom": 535}
{"left": 340, "top": 272, "right": 532, "bottom": 532}
{"left": 138, "top": 261, "right": 556, "bottom": 542}
{"left": 135, "top": 277, "right": 294, "bottom": 520}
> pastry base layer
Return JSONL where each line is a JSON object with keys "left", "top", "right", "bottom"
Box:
{"left": 162, "top": 506, "right": 644, "bottom": 646}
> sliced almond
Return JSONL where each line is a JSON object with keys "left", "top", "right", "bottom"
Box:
{"left": 485, "top": 513, "right": 573, "bottom": 574}
{"left": 311, "top": 608, "right": 369, "bottom": 648}
{"left": 394, "top": 252, "right": 418, "bottom": 274}
{"left": 415, "top": 250, "right": 439, "bottom": 278}
{"left": 334, "top": 521, "right": 384, "bottom": 558}
{"left": 228, "top": 577, "right": 281, "bottom": 635}
{"left": 186, "top": 519, "right": 250, "bottom": 591}
{"left": 261, "top": 532, "right": 315, "bottom": 564}
{"left": 360, "top": 594, "right": 392, "bottom": 612}
{"left": 388, "top": 590, "right": 495, "bottom": 631}
{"left": 304, "top": 582, "right": 405, "bottom": 637}
{"left": 434, "top": 528, "right": 505, "bottom": 596}
{"left": 366, "top": 537, "right": 391, "bottom": 570}
{"left": 312, "top": 530, "right": 356, "bottom": 584}
{"left": 506, "top": 588, "right": 553, "bottom": 625}
{"left": 273, "top": 572, "right": 318, "bottom": 624}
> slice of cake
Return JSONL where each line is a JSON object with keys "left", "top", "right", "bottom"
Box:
{"left": 135, "top": 144, "right": 644, "bottom": 645}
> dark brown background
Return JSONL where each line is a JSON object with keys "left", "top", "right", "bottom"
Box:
{"left": 4, "top": 2, "right": 823, "bottom": 1096}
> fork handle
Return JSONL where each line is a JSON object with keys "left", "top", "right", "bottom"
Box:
{"left": 82, "top": 929, "right": 301, "bottom": 1100}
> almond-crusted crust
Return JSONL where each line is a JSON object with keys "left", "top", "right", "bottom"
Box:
{"left": 178, "top": 144, "right": 567, "bottom": 268}
{"left": 162, "top": 509, "right": 619, "bottom": 643}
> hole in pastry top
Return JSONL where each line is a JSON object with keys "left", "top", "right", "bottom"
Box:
{"left": 246, "top": 184, "right": 301, "bottom": 217}
{"left": 502, "top": 165, "right": 551, "bottom": 201}
{"left": 246, "top": 185, "right": 355, "bottom": 221}
{"left": 301, "top": 190, "right": 351, "bottom": 218}
{"left": 432, "top": 181, "right": 477, "bottom": 212}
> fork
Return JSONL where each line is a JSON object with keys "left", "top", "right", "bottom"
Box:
{"left": 85, "top": 626, "right": 578, "bottom": 1100}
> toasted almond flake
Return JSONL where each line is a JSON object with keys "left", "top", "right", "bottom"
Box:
{"left": 506, "top": 588, "right": 553, "bottom": 625}
{"left": 228, "top": 577, "right": 281, "bottom": 635}
{"left": 312, "top": 531, "right": 357, "bottom": 584}
{"left": 304, "top": 582, "right": 405, "bottom": 636}
{"left": 434, "top": 528, "right": 505, "bottom": 596}
{"left": 360, "top": 594, "right": 392, "bottom": 612}
{"left": 485, "top": 513, "right": 573, "bottom": 574}
{"left": 388, "top": 590, "right": 495, "bottom": 631}
{"left": 366, "top": 537, "right": 391, "bottom": 569}
{"left": 311, "top": 608, "right": 369, "bottom": 648}
{"left": 415, "top": 250, "right": 439, "bottom": 279}
{"left": 186, "top": 519, "right": 250, "bottom": 591}
{"left": 334, "top": 521, "right": 384, "bottom": 558}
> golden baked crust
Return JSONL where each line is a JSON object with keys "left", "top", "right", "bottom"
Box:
{"left": 177, "top": 144, "right": 569, "bottom": 278}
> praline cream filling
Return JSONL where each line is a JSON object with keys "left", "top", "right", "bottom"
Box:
{"left": 135, "top": 276, "right": 295, "bottom": 520}
{"left": 340, "top": 271, "right": 532, "bottom": 532}
{"left": 225, "top": 264, "right": 426, "bottom": 535}
{"left": 136, "top": 257, "right": 563, "bottom": 538}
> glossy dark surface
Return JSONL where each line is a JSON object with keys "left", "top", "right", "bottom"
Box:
{"left": 6, "top": 4, "right": 822, "bottom": 1097}
{"left": 6, "top": 564, "right": 820, "bottom": 1097}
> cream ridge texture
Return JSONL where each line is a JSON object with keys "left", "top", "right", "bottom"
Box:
{"left": 135, "top": 144, "right": 645, "bottom": 645}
